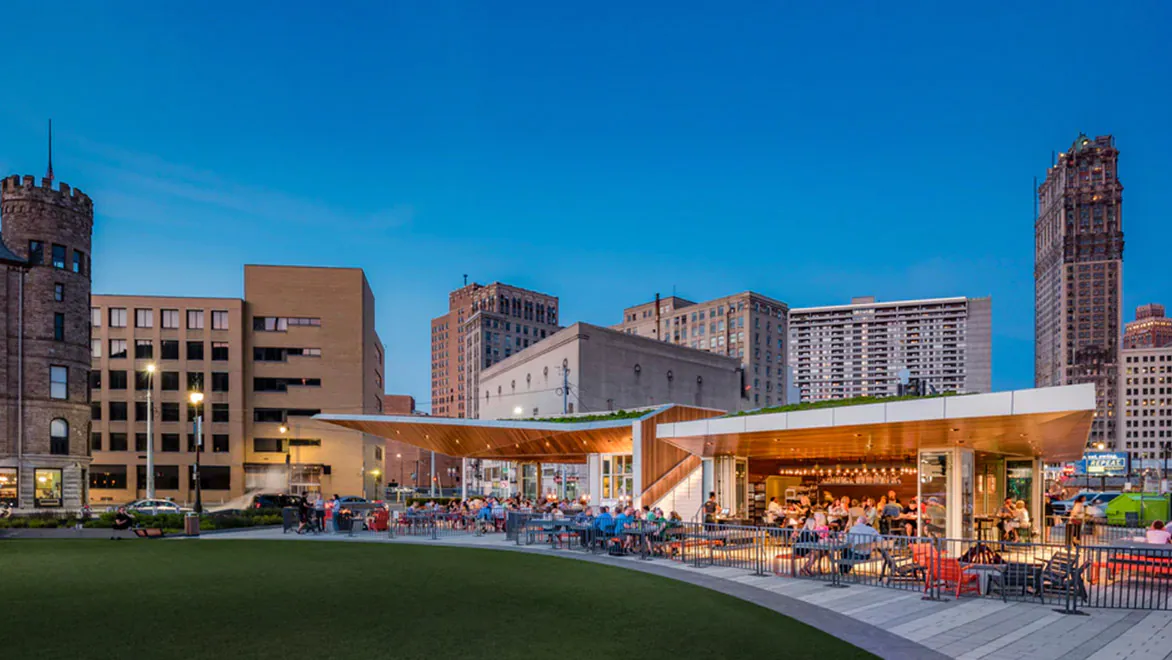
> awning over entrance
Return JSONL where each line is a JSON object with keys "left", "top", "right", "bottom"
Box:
{"left": 314, "top": 410, "right": 663, "bottom": 463}
{"left": 655, "top": 384, "right": 1096, "bottom": 463}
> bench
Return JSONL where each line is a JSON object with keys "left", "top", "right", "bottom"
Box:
{"left": 1090, "top": 552, "right": 1172, "bottom": 584}
{"left": 133, "top": 528, "right": 165, "bottom": 538}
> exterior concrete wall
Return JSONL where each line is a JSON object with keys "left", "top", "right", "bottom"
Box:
{"left": 478, "top": 322, "right": 743, "bottom": 420}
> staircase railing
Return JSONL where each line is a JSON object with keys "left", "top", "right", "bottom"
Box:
{"left": 641, "top": 455, "right": 701, "bottom": 511}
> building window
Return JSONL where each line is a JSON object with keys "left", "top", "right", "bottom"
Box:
{"left": 188, "top": 372, "right": 204, "bottom": 392}
{"left": 213, "top": 434, "right": 229, "bottom": 453}
{"left": 212, "top": 403, "right": 229, "bottom": 423}
{"left": 161, "top": 340, "right": 179, "bottom": 360}
{"left": 91, "top": 306, "right": 101, "bottom": 328}
{"left": 161, "top": 402, "right": 180, "bottom": 422}
{"left": 51, "top": 244, "right": 66, "bottom": 269}
{"left": 211, "top": 342, "right": 229, "bottom": 361}
{"left": 135, "top": 309, "right": 153, "bottom": 328}
{"left": 187, "top": 434, "right": 199, "bottom": 452}
{"left": 0, "top": 468, "right": 15, "bottom": 506}
{"left": 90, "top": 433, "right": 102, "bottom": 451}
{"left": 89, "top": 465, "right": 127, "bottom": 490}
{"left": 289, "top": 438, "right": 321, "bottom": 447}
{"left": 253, "top": 377, "right": 320, "bottom": 392}
{"left": 135, "top": 370, "right": 152, "bottom": 391}
{"left": 135, "top": 339, "right": 153, "bottom": 359}
{"left": 54, "top": 282, "right": 64, "bottom": 301}
{"left": 601, "top": 455, "right": 633, "bottom": 500}
{"left": 73, "top": 250, "right": 86, "bottom": 275}
{"left": 193, "top": 466, "right": 231, "bottom": 490}
{"left": 211, "top": 372, "right": 229, "bottom": 392}
{"left": 161, "top": 372, "right": 180, "bottom": 392}
{"left": 91, "top": 338, "right": 102, "bottom": 358}
{"left": 34, "top": 468, "right": 63, "bottom": 507}
{"left": 108, "top": 370, "right": 127, "bottom": 390}
{"left": 211, "top": 310, "right": 229, "bottom": 330}
{"left": 89, "top": 370, "right": 101, "bottom": 390}
{"left": 91, "top": 402, "right": 101, "bottom": 420}
{"left": 109, "top": 339, "right": 128, "bottom": 359}
{"left": 253, "top": 437, "right": 284, "bottom": 452}
{"left": 161, "top": 309, "right": 180, "bottom": 329}
{"left": 253, "top": 317, "right": 321, "bottom": 331}
{"left": 186, "top": 341, "right": 204, "bottom": 360}
{"left": 161, "top": 433, "right": 180, "bottom": 452}
{"left": 28, "top": 240, "right": 43, "bottom": 265}
{"left": 109, "top": 402, "right": 128, "bottom": 421}
{"left": 109, "top": 308, "right": 127, "bottom": 328}
{"left": 109, "top": 432, "right": 128, "bottom": 451}
{"left": 53, "top": 313, "right": 65, "bottom": 341}
{"left": 49, "top": 419, "right": 69, "bottom": 455}
{"left": 50, "top": 365, "right": 68, "bottom": 399}
{"left": 136, "top": 433, "right": 148, "bottom": 452}
{"left": 187, "top": 310, "right": 205, "bottom": 330}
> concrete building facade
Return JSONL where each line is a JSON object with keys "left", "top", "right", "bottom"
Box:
{"left": 1123, "top": 304, "right": 1172, "bottom": 350}
{"left": 1035, "top": 134, "right": 1124, "bottom": 449}
{"left": 1119, "top": 346, "right": 1172, "bottom": 461}
{"left": 613, "top": 292, "right": 787, "bottom": 408}
{"left": 88, "top": 265, "right": 386, "bottom": 506}
{"left": 430, "top": 282, "right": 559, "bottom": 419}
{"left": 788, "top": 296, "right": 992, "bottom": 402}
{"left": 0, "top": 174, "right": 95, "bottom": 512}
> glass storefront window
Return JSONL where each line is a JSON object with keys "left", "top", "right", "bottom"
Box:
{"left": 35, "top": 468, "right": 63, "bottom": 508}
{"left": 919, "top": 452, "right": 949, "bottom": 537}
{"left": 1007, "top": 460, "right": 1034, "bottom": 515}
{"left": 601, "top": 455, "right": 633, "bottom": 500}
{"left": 0, "top": 468, "right": 17, "bottom": 506}
{"left": 960, "top": 450, "right": 974, "bottom": 539}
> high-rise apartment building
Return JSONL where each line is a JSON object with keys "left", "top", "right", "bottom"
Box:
{"left": 1123, "top": 304, "right": 1172, "bottom": 349}
{"left": 88, "top": 265, "right": 386, "bottom": 506}
{"left": 1035, "top": 134, "right": 1124, "bottom": 449}
{"left": 430, "top": 282, "right": 559, "bottom": 419}
{"left": 613, "top": 292, "right": 788, "bottom": 408}
{"left": 788, "top": 296, "right": 992, "bottom": 401}
{"left": 1119, "top": 347, "right": 1172, "bottom": 462}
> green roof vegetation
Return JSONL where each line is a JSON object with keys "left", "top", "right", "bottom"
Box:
{"left": 725, "top": 392, "right": 964, "bottom": 417}
{"left": 512, "top": 409, "right": 653, "bottom": 424}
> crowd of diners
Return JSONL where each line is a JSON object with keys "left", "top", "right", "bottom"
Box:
{"left": 760, "top": 489, "right": 935, "bottom": 537}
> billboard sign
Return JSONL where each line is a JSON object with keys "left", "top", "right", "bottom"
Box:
{"left": 1076, "top": 452, "right": 1129, "bottom": 477}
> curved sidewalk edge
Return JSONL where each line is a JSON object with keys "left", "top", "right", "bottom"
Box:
{"left": 205, "top": 531, "right": 944, "bottom": 660}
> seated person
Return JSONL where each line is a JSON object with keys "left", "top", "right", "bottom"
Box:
{"left": 111, "top": 507, "right": 135, "bottom": 540}
{"left": 1146, "top": 520, "right": 1172, "bottom": 544}
{"left": 765, "top": 497, "right": 784, "bottom": 524}
{"left": 841, "top": 517, "right": 880, "bottom": 573}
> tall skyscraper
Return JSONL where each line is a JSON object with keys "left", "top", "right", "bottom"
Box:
{"left": 788, "top": 296, "right": 992, "bottom": 402}
{"left": 613, "top": 291, "right": 788, "bottom": 408}
{"left": 1123, "top": 304, "right": 1172, "bottom": 349}
{"left": 430, "top": 282, "right": 559, "bottom": 418}
{"left": 1035, "top": 134, "right": 1124, "bottom": 449}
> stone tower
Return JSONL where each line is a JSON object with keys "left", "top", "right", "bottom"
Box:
{"left": 0, "top": 174, "right": 94, "bottom": 512}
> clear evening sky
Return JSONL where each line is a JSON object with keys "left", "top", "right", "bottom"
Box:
{"left": 1, "top": 3, "right": 1168, "bottom": 410}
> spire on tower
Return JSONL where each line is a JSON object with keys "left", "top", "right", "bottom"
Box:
{"left": 46, "top": 119, "right": 54, "bottom": 183}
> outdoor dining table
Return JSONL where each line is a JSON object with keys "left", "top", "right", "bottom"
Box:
{"left": 792, "top": 540, "right": 849, "bottom": 586}
{"left": 960, "top": 562, "right": 1005, "bottom": 595}
{"left": 622, "top": 524, "right": 660, "bottom": 560}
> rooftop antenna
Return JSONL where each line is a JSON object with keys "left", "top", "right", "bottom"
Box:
{"left": 463, "top": 274, "right": 468, "bottom": 287}
{"left": 46, "top": 119, "right": 54, "bottom": 183}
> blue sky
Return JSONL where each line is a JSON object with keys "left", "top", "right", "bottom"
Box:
{"left": 1, "top": 2, "right": 1169, "bottom": 410}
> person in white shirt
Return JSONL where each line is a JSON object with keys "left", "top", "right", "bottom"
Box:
{"left": 765, "top": 497, "right": 784, "bottom": 524}
{"left": 1146, "top": 520, "right": 1172, "bottom": 544}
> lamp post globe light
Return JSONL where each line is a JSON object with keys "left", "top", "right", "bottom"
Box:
{"left": 145, "top": 363, "right": 156, "bottom": 499}
{"left": 190, "top": 391, "right": 204, "bottom": 513}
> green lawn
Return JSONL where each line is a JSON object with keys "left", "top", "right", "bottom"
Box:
{"left": 4, "top": 541, "right": 875, "bottom": 659}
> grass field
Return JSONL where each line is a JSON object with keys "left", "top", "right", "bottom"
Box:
{"left": 3, "top": 541, "right": 874, "bottom": 659}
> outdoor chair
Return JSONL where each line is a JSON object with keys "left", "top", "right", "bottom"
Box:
{"left": 1040, "top": 549, "right": 1089, "bottom": 602}
{"left": 878, "top": 546, "right": 924, "bottom": 585}
{"left": 986, "top": 562, "right": 1042, "bottom": 601}
{"left": 913, "top": 542, "right": 979, "bottom": 597}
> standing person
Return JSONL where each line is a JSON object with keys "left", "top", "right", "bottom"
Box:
{"left": 77, "top": 504, "right": 92, "bottom": 531}
{"left": 313, "top": 494, "right": 326, "bottom": 532}
{"left": 329, "top": 494, "right": 342, "bottom": 532}
{"left": 1066, "top": 495, "right": 1087, "bottom": 545}
{"left": 766, "top": 497, "right": 784, "bottom": 524}
{"left": 703, "top": 492, "right": 719, "bottom": 524}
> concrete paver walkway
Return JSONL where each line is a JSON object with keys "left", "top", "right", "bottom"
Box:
{"left": 204, "top": 528, "right": 1172, "bottom": 660}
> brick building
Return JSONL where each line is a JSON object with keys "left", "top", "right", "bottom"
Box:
{"left": 1122, "top": 304, "right": 1172, "bottom": 349}
{"left": 0, "top": 174, "right": 94, "bottom": 512}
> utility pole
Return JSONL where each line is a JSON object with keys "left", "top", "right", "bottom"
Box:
{"left": 430, "top": 451, "right": 437, "bottom": 497}
{"left": 560, "top": 361, "right": 570, "bottom": 500}
{"left": 145, "top": 364, "right": 155, "bottom": 499}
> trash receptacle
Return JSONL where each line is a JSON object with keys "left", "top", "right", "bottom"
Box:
{"left": 282, "top": 507, "right": 298, "bottom": 533}
{"left": 184, "top": 512, "right": 200, "bottom": 536}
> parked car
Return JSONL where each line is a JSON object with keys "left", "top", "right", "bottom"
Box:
{"left": 125, "top": 499, "right": 190, "bottom": 515}
{"left": 1051, "top": 491, "right": 1121, "bottom": 518}
{"left": 248, "top": 494, "right": 306, "bottom": 509}
{"left": 337, "top": 496, "right": 368, "bottom": 504}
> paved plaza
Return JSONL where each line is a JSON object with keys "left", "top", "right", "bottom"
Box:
{"left": 205, "top": 528, "right": 1172, "bottom": 660}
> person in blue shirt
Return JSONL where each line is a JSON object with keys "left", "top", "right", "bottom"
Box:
{"left": 612, "top": 507, "right": 633, "bottom": 551}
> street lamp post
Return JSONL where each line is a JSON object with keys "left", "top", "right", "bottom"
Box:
{"left": 190, "top": 391, "right": 204, "bottom": 513}
{"left": 280, "top": 425, "right": 290, "bottom": 494}
{"left": 145, "top": 363, "right": 155, "bottom": 499}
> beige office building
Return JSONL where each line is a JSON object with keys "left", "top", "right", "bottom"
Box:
{"left": 1119, "top": 346, "right": 1172, "bottom": 462}
{"left": 88, "top": 265, "right": 386, "bottom": 507}
{"left": 613, "top": 292, "right": 788, "bottom": 409}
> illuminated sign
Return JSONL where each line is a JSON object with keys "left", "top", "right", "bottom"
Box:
{"left": 1075, "top": 452, "right": 1129, "bottom": 477}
